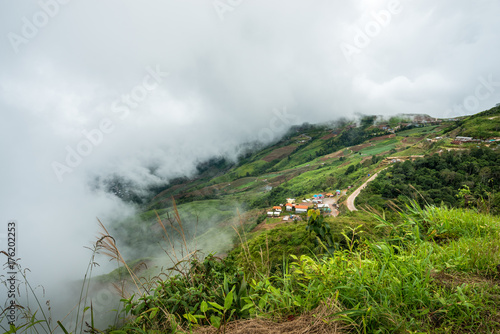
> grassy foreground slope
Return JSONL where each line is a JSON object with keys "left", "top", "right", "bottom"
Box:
{"left": 113, "top": 203, "right": 500, "bottom": 334}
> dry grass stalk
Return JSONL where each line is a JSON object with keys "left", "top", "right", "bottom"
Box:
{"left": 155, "top": 197, "right": 197, "bottom": 278}
{"left": 172, "top": 197, "right": 189, "bottom": 249}
{"left": 231, "top": 210, "right": 272, "bottom": 278}
{"left": 94, "top": 198, "right": 194, "bottom": 331}
{"left": 96, "top": 218, "right": 143, "bottom": 295}
{"left": 193, "top": 298, "right": 348, "bottom": 334}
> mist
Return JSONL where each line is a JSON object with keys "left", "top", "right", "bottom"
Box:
{"left": 1, "top": 0, "right": 500, "bottom": 331}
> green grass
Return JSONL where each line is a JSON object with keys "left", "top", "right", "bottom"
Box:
{"left": 397, "top": 125, "right": 440, "bottom": 137}
{"left": 233, "top": 179, "right": 259, "bottom": 190}
{"left": 272, "top": 141, "right": 327, "bottom": 171}
{"left": 232, "top": 160, "right": 269, "bottom": 177}
{"left": 457, "top": 106, "right": 500, "bottom": 138}
{"left": 264, "top": 217, "right": 282, "bottom": 224}
{"left": 359, "top": 138, "right": 399, "bottom": 156}
{"left": 392, "top": 145, "right": 427, "bottom": 156}
{"left": 241, "top": 204, "right": 500, "bottom": 333}
{"left": 96, "top": 204, "right": 500, "bottom": 334}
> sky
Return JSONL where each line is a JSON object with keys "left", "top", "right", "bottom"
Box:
{"left": 1, "top": 0, "right": 500, "bottom": 327}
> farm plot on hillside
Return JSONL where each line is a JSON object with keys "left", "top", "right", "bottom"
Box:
{"left": 369, "top": 134, "right": 396, "bottom": 141}
{"left": 396, "top": 125, "right": 439, "bottom": 136}
{"left": 262, "top": 145, "right": 297, "bottom": 162}
{"left": 350, "top": 143, "right": 372, "bottom": 152}
{"left": 358, "top": 139, "right": 399, "bottom": 156}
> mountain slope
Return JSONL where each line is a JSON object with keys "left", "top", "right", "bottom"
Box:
{"left": 109, "top": 107, "right": 500, "bottom": 257}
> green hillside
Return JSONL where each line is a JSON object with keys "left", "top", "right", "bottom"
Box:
{"left": 110, "top": 111, "right": 488, "bottom": 257}
{"left": 456, "top": 105, "right": 500, "bottom": 138}
{"left": 10, "top": 107, "right": 500, "bottom": 334}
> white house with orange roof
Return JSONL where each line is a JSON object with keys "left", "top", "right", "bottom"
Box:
{"left": 294, "top": 205, "right": 309, "bottom": 213}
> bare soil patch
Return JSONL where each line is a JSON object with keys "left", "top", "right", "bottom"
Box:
{"left": 194, "top": 298, "right": 347, "bottom": 334}
{"left": 152, "top": 184, "right": 185, "bottom": 200}
{"left": 431, "top": 270, "right": 499, "bottom": 289}
{"left": 401, "top": 136, "right": 425, "bottom": 144}
{"left": 350, "top": 143, "right": 371, "bottom": 152}
{"left": 339, "top": 161, "right": 351, "bottom": 167}
{"left": 321, "top": 133, "right": 337, "bottom": 140}
{"left": 262, "top": 145, "right": 296, "bottom": 162}
{"left": 183, "top": 182, "right": 230, "bottom": 197}
{"left": 229, "top": 177, "right": 257, "bottom": 188}
{"left": 320, "top": 149, "right": 346, "bottom": 161}
{"left": 252, "top": 220, "right": 285, "bottom": 232}
{"left": 370, "top": 134, "right": 395, "bottom": 141}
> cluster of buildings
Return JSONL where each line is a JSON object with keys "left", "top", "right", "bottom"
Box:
{"left": 296, "top": 134, "right": 312, "bottom": 144}
{"left": 376, "top": 120, "right": 443, "bottom": 134}
{"left": 266, "top": 192, "right": 341, "bottom": 219}
{"left": 426, "top": 136, "right": 445, "bottom": 143}
{"left": 451, "top": 136, "right": 500, "bottom": 145}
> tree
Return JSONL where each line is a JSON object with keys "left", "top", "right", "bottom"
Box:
{"left": 456, "top": 185, "right": 474, "bottom": 208}
{"left": 479, "top": 167, "right": 491, "bottom": 185}
{"left": 306, "top": 209, "right": 335, "bottom": 253}
{"left": 345, "top": 164, "right": 356, "bottom": 175}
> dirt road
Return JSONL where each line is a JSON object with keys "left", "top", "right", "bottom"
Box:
{"left": 323, "top": 197, "right": 337, "bottom": 217}
{"left": 346, "top": 169, "right": 386, "bottom": 211}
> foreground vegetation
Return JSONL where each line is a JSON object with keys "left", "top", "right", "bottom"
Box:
{"left": 5, "top": 202, "right": 500, "bottom": 333}
{"left": 93, "top": 202, "right": 500, "bottom": 333}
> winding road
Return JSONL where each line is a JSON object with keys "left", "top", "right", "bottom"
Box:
{"left": 346, "top": 168, "right": 387, "bottom": 211}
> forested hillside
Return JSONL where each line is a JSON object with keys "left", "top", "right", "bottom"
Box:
{"left": 356, "top": 148, "right": 500, "bottom": 214}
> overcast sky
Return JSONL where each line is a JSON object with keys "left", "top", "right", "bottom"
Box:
{"left": 1, "top": 0, "right": 500, "bottom": 320}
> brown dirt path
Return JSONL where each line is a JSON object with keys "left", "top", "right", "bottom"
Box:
{"left": 346, "top": 168, "right": 387, "bottom": 211}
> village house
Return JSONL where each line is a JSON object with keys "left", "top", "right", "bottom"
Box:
{"left": 295, "top": 205, "right": 309, "bottom": 213}
{"left": 267, "top": 211, "right": 280, "bottom": 217}
{"left": 455, "top": 136, "right": 473, "bottom": 142}
{"left": 317, "top": 204, "right": 331, "bottom": 213}
{"left": 453, "top": 136, "right": 484, "bottom": 145}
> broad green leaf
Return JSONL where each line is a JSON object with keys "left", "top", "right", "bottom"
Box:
{"left": 210, "top": 315, "right": 221, "bottom": 328}
{"left": 200, "top": 300, "right": 208, "bottom": 313}
{"left": 241, "top": 303, "right": 254, "bottom": 312}
{"left": 208, "top": 301, "right": 224, "bottom": 310}
{"left": 183, "top": 313, "right": 198, "bottom": 324}
{"left": 149, "top": 307, "right": 158, "bottom": 319}
{"left": 225, "top": 289, "right": 234, "bottom": 310}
